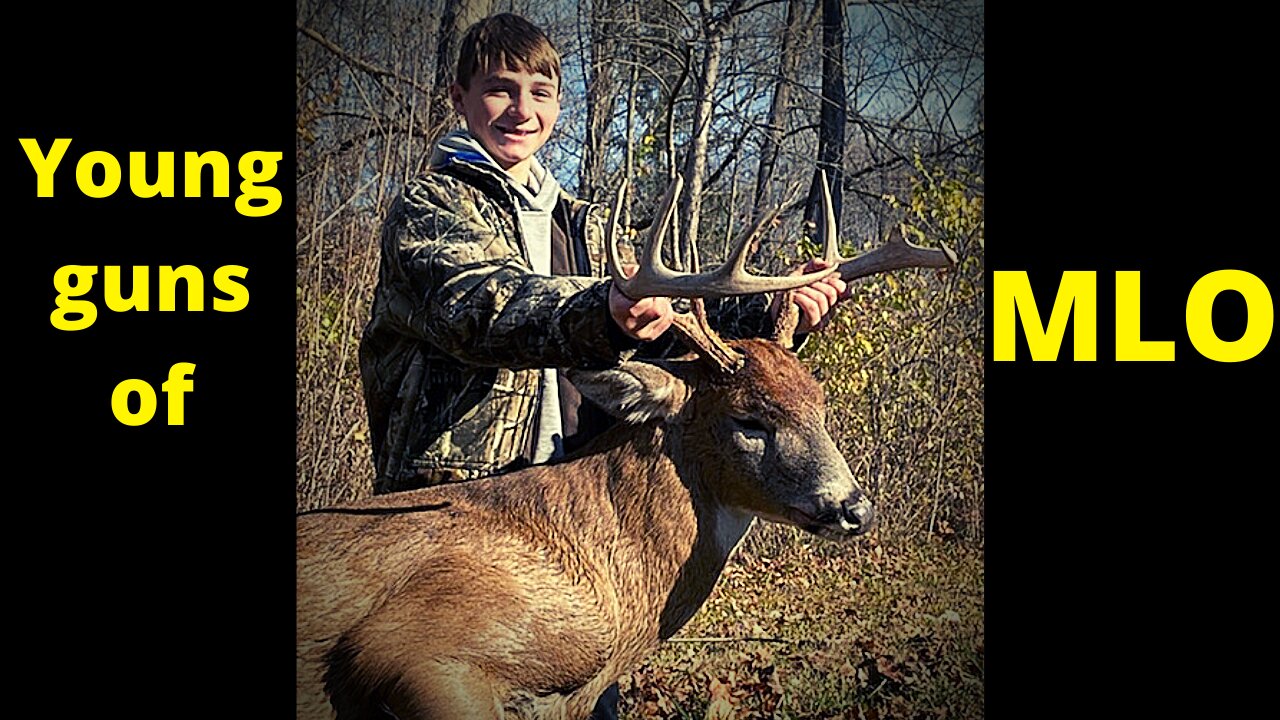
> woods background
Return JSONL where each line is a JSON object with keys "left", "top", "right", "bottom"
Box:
{"left": 296, "top": 0, "right": 984, "bottom": 716}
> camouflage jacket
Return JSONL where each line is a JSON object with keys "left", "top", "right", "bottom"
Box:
{"left": 360, "top": 160, "right": 775, "bottom": 494}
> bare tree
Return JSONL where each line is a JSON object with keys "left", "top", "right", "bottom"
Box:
{"left": 429, "top": 0, "right": 497, "bottom": 143}
{"left": 576, "top": 0, "right": 624, "bottom": 201}
{"left": 808, "top": 0, "right": 847, "bottom": 230}
{"left": 754, "top": 0, "right": 815, "bottom": 210}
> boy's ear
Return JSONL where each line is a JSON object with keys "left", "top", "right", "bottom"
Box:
{"left": 448, "top": 83, "right": 464, "bottom": 112}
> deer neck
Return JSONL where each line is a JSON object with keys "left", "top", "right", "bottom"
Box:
{"left": 592, "top": 421, "right": 754, "bottom": 641}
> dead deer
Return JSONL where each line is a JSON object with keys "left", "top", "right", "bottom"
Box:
{"left": 296, "top": 172, "right": 954, "bottom": 719}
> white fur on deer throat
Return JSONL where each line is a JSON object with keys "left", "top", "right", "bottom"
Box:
{"left": 714, "top": 506, "right": 755, "bottom": 557}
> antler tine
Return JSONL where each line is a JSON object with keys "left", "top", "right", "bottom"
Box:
{"left": 643, "top": 174, "right": 682, "bottom": 276}
{"left": 816, "top": 169, "right": 843, "bottom": 267}
{"left": 609, "top": 176, "right": 684, "bottom": 300}
{"left": 723, "top": 204, "right": 783, "bottom": 277}
{"left": 811, "top": 168, "right": 957, "bottom": 282}
{"left": 698, "top": 214, "right": 839, "bottom": 296}
{"left": 608, "top": 183, "right": 840, "bottom": 300}
{"left": 605, "top": 178, "right": 630, "bottom": 288}
{"left": 599, "top": 178, "right": 640, "bottom": 289}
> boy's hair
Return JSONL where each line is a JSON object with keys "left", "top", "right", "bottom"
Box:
{"left": 456, "top": 14, "right": 561, "bottom": 90}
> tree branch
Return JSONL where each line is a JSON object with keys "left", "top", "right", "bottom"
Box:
{"left": 297, "top": 23, "right": 432, "bottom": 97}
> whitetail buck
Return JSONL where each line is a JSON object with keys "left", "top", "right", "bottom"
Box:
{"left": 296, "top": 172, "right": 954, "bottom": 719}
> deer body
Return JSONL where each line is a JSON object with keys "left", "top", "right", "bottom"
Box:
{"left": 297, "top": 340, "right": 872, "bottom": 719}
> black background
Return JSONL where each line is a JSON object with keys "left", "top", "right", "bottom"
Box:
{"left": 9, "top": 6, "right": 295, "bottom": 716}
{"left": 992, "top": 12, "right": 1277, "bottom": 716}
{"left": 8, "top": 5, "right": 1276, "bottom": 718}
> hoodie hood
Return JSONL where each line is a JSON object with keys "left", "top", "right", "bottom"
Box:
{"left": 428, "top": 129, "right": 560, "bottom": 213}
{"left": 428, "top": 129, "right": 494, "bottom": 173}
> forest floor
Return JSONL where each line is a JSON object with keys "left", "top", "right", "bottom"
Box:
{"left": 617, "top": 524, "right": 984, "bottom": 720}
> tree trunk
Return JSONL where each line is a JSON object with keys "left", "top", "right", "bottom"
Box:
{"left": 428, "top": 0, "right": 494, "bottom": 145}
{"left": 809, "top": 0, "right": 846, "bottom": 232}
{"left": 754, "top": 0, "right": 807, "bottom": 210}
{"left": 579, "top": 0, "right": 617, "bottom": 201}
{"left": 623, "top": 3, "right": 640, "bottom": 230}
{"left": 677, "top": 18, "right": 725, "bottom": 271}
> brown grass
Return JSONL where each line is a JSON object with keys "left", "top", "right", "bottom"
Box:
{"left": 620, "top": 524, "right": 983, "bottom": 719}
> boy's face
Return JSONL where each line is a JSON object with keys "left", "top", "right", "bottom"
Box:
{"left": 451, "top": 64, "right": 560, "bottom": 179}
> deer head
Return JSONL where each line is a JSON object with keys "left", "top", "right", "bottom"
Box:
{"left": 572, "top": 338, "right": 873, "bottom": 541}
{"left": 573, "top": 171, "right": 953, "bottom": 540}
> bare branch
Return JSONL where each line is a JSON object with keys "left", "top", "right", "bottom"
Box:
{"left": 296, "top": 23, "right": 432, "bottom": 97}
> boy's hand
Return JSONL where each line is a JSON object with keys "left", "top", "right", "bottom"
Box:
{"left": 609, "top": 265, "right": 674, "bottom": 341}
{"left": 782, "top": 259, "right": 849, "bottom": 334}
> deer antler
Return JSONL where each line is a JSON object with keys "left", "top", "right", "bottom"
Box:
{"left": 606, "top": 178, "right": 763, "bottom": 375}
{"left": 769, "top": 170, "right": 959, "bottom": 349}
{"left": 606, "top": 176, "right": 844, "bottom": 301}
{"left": 605, "top": 171, "right": 960, "bottom": 372}
{"left": 813, "top": 169, "right": 957, "bottom": 281}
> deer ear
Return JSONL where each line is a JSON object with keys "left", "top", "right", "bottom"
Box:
{"left": 566, "top": 360, "right": 694, "bottom": 424}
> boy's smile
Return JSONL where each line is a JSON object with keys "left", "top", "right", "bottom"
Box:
{"left": 451, "top": 66, "right": 560, "bottom": 185}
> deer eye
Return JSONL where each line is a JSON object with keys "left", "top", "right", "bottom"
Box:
{"left": 731, "top": 416, "right": 770, "bottom": 434}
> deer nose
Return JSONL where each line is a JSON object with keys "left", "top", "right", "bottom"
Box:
{"left": 840, "top": 499, "right": 874, "bottom": 535}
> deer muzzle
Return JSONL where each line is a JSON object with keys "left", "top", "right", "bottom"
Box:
{"left": 838, "top": 497, "right": 875, "bottom": 535}
{"left": 787, "top": 491, "right": 874, "bottom": 541}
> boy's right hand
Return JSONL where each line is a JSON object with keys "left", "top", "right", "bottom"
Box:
{"left": 609, "top": 265, "right": 674, "bottom": 341}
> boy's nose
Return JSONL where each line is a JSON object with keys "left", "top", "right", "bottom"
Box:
{"left": 506, "top": 93, "right": 534, "bottom": 120}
